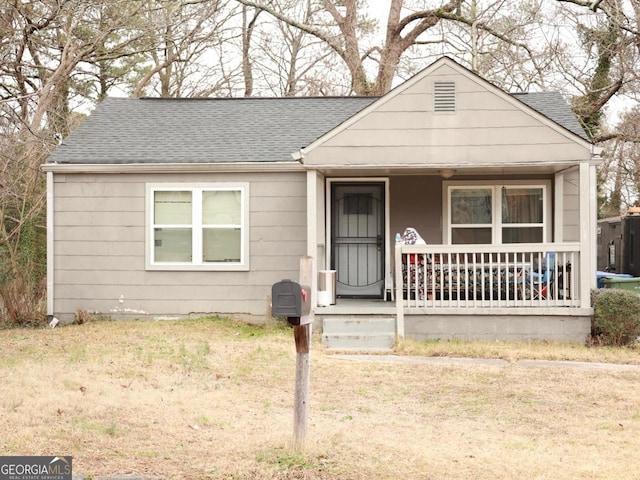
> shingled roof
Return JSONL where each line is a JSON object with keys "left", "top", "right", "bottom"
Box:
{"left": 514, "top": 92, "right": 590, "bottom": 142}
{"left": 46, "top": 96, "right": 378, "bottom": 165}
{"left": 46, "top": 91, "right": 589, "bottom": 165}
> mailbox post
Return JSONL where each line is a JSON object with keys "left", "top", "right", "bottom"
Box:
{"left": 270, "top": 256, "right": 314, "bottom": 450}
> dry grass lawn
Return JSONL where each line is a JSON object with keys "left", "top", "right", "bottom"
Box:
{"left": 1, "top": 317, "right": 640, "bottom": 479}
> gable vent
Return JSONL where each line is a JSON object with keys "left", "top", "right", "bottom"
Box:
{"left": 434, "top": 81, "right": 456, "bottom": 112}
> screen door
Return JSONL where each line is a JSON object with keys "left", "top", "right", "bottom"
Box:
{"left": 331, "top": 183, "right": 385, "bottom": 298}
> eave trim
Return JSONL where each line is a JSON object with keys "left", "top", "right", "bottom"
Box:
{"left": 41, "top": 161, "right": 305, "bottom": 174}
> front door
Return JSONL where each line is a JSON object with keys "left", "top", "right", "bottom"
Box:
{"left": 331, "top": 183, "right": 385, "bottom": 298}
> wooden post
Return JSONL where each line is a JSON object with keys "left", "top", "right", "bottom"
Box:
{"left": 395, "top": 243, "right": 405, "bottom": 338}
{"left": 293, "top": 256, "right": 313, "bottom": 450}
{"left": 293, "top": 323, "right": 311, "bottom": 450}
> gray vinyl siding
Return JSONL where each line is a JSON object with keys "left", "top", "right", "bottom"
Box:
{"left": 562, "top": 169, "right": 581, "bottom": 242}
{"left": 52, "top": 171, "right": 306, "bottom": 322}
{"left": 304, "top": 63, "right": 591, "bottom": 166}
{"left": 389, "top": 175, "right": 442, "bottom": 246}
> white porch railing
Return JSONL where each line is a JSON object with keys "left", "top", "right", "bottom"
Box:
{"left": 394, "top": 243, "right": 580, "bottom": 310}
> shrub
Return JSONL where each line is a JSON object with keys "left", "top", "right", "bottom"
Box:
{"left": 591, "top": 288, "right": 640, "bottom": 346}
{"left": 74, "top": 309, "right": 92, "bottom": 325}
{"left": 0, "top": 274, "right": 47, "bottom": 328}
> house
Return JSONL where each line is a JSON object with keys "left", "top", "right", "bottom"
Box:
{"left": 43, "top": 57, "right": 599, "bottom": 346}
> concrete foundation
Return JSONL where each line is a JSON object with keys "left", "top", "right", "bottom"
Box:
{"left": 405, "top": 313, "right": 592, "bottom": 343}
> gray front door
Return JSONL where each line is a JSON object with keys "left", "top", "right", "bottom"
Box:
{"left": 331, "top": 183, "right": 385, "bottom": 298}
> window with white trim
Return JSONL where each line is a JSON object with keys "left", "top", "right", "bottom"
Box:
{"left": 447, "top": 182, "right": 547, "bottom": 244}
{"left": 147, "top": 183, "right": 249, "bottom": 270}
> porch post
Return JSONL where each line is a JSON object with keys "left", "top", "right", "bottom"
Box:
{"left": 579, "top": 161, "right": 597, "bottom": 307}
{"left": 306, "top": 170, "right": 318, "bottom": 307}
{"left": 554, "top": 172, "right": 564, "bottom": 243}
{"left": 395, "top": 243, "right": 405, "bottom": 338}
{"left": 589, "top": 160, "right": 598, "bottom": 291}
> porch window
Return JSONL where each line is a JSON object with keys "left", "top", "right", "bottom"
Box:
{"left": 147, "top": 183, "right": 249, "bottom": 270}
{"left": 447, "top": 183, "right": 547, "bottom": 244}
{"left": 451, "top": 188, "right": 492, "bottom": 244}
{"left": 501, "top": 187, "right": 544, "bottom": 243}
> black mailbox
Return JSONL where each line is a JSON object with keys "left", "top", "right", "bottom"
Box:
{"left": 271, "top": 279, "right": 311, "bottom": 325}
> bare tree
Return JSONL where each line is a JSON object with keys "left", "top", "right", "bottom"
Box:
{"left": 240, "top": 3, "right": 263, "bottom": 96}
{"left": 420, "top": 0, "right": 559, "bottom": 92}
{"left": 552, "top": 1, "right": 640, "bottom": 214}
{"left": 232, "top": 0, "right": 575, "bottom": 96}
{"left": 598, "top": 107, "right": 640, "bottom": 215}
{"left": 130, "top": 0, "right": 235, "bottom": 97}
{"left": 243, "top": 0, "right": 347, "bottom": 96}
{"left": 0, "top": 0, "right": 150, "bottom": 323}
{"left": 553, "top": 0, "right": 640, "bottom": 139}
{"left": 233, "top": 0, "right": 474, "bottom": 95}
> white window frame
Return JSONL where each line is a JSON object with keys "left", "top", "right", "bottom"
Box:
{"left": 443, "top": 180, "right": 551, "bottom": 245}
{"left": 145, "top": 182, "right": 250, "bottom": 271}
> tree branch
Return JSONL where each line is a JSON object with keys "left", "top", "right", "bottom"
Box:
{"left": 595, "top": 132, "right": 640, "bottom": 144}
{"left": 233, "top": 0, "right": 345, "bottom": 58}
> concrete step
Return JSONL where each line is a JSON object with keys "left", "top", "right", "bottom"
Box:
{"left": 322, "top": 332, "right": 396, "bottom": 351}
{"left": 320, "top": 316, "right": 396, "bottom": 351}
{"left": 322, "top": 316, "right": 396, "bottom": 335}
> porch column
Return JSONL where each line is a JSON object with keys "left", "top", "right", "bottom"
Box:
{"left": 554, "top": 172, "right": 564, "bottom": 242}
{"left": 306, "top": 170, "right": 318, "bottom": 307}
{"left": 579, "top": 161, "right": 597, "bottom": 307}
{"left": 395, "top": 243, "right": 404, "bottom": 338}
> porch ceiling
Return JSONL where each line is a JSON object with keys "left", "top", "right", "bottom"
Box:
{"left": 310, "top": 162, "right": 578, "bottom": 177}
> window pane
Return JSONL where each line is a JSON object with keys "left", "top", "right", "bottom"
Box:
{"left": 502, "top": 227, "right": 543, "bottom": 243}
{"left": 451, "top": 189, "right": 492, "bottom": 224}
{"left": 154, "top": 228, "right": 192, "bottom": 262}
{"left": 155, "top": 191, "right": 192, "bottom": 224}
{"left": 502, "top": 188, "right": 543, "bottom": 224}
{"left": 203, "top": 228, "right": 241, "bottom": 262}
{"left": 203, "top": 190, "right": 241, "bottom": 225}
{"left": 451, "top": 227, "right": 492, "bottom": 244}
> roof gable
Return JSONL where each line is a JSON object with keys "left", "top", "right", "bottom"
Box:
{"left": 300, "top": 57, "right": 592, "bottom": 168}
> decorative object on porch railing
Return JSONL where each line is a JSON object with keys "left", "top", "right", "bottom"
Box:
{"left": 396, "top": 244, "right": 579, "bottom": 309}
{"left": 401, "top": 227, "right": 427, "bottom": 246}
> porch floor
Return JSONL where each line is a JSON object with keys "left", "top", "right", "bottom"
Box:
{"left": 314, "top": 298, "right": 396, "bottom": 315}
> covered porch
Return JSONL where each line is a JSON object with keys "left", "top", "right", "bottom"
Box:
{"left": 298, "top": 57, "right": 598, "bottom": 345}
{"left": 308, "top": 166, "right": 596, "bottom": 346}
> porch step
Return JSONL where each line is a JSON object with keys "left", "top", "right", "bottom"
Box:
{"left": 321, "top": 316, "right": 396, "bottom": 351}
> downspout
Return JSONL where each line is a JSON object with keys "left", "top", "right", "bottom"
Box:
{"left": 46, "top": 171, "right": 54, "bottom": 318}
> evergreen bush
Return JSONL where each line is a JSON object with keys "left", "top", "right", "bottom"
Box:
{"left": 591, "top": 288, "right": 640, "bottom": 346}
